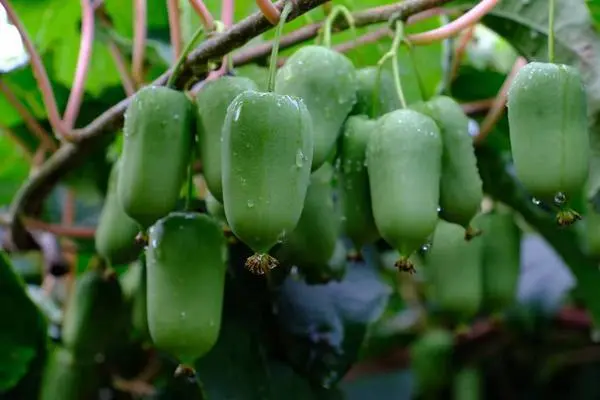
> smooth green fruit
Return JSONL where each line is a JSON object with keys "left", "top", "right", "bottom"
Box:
{"left": 507, "top": 62, "right": 589, "bottom": 202}
{"left": 235, "top": 65, "right": 269, "bottom": 91}
{"left": 118, "top": 85, "right": 194, "bottom": 229}
{"left": 424, "top": 220, "right": 483, "bottom": 322}
{"left": 61, "top": 268, "right": 124, "bottom": 358}
{"left": 366, "top": 109, "right": 442, "bottom": 266}
{"left": 410, "top": 328, "right": 454, "bottom": 396}
{"left": 222, "top": 90, "right": 314, "bottom": 272}
{"left": 95, "top": 160, "right": 142, "bottom": 265}
{"left": 196, "top": 76, "right": 258, "bottom": 202}
{"left": 352, "top": 67, "right": 400, "bottom": 117}
{"left": 276, "top": 162, "right": 340, "bottom": 274}
{"left": 275, "top": 45, "right": 357, "bottom": 170}
{"left": 146, "top": 212, "right": 227, "bottom": 365}
{"left": 479, "top": 210, "right": 521, "bottom": 313}
{"left": 339, "top": 115, "right": 380, "bottom": 250}
{"left": 412, "top": 96, "right": 483, "bottom": 234}
{"left": 39, "top": 347, "right": 102, "bottom": 400}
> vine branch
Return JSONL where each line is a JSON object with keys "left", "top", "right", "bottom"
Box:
{"left": 63, "top": 0, "right": 95, "bottom": 130}
{"left": 0, "top": 0, "right": 69, "bottom": 141}
{"left": 5, "top": 0, "right": 457, "bottom": 251}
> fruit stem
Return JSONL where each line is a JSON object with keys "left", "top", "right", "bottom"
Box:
{"left": 548, "top": 0, "right": 556, "bottom": 63}
{"left": 166, "top": 26, "right": 205, "bottom": 88}
{"left": 377, "top": 21, "right": 408, "bottom": 109}
{"left": 267, "top": 1, "right": 294, "bottom": 93}
{"left": 322, "top": 5, "right": 356, "bottom": 49}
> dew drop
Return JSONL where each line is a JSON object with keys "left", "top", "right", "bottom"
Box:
{"left": 295, "top": 150, "right": 305, "bottom": 168}
{"left": 532, "top": 197, "right": 542, "bottom": 206}
{"left": 247, "top": 200, "right": 255, "bottom": 208}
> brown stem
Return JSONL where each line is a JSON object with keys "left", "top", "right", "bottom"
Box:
{"left": 256, "top": 0, "right": 281, "bottom": 25}
{"left": 167, "top": 0, "right": 183, "bottom": 59}
{"left": 0, "top": 214, "right": 95, "bottom": 239}
{"left": 0, "top": 0, "right": 69, "bottom": 140}
{"left": 106, "top": 39, "right": 137, "bottom": 96}
{"left": 0, "top": 80, "right": 57, "bottom": 151}
{"left": 449, "top": 25, "right": 476, "bottom": 81}
{"left": 132, "top": 0, "right": 148, "bottom": 86}
{"left": 63, "top": 0, "right": 95, "bottom": 130}
{"left": 461, "top": 97, "right": 494, "bottom": 115}
{"left": 189, "top": 0, "right": 216, "bottom": 30}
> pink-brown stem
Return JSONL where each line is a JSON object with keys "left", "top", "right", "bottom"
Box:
{"left": 132, "top": 0, "right": 148, "bottom": 87}
{"left": 167, "top": 0, "right": 183, "bottom": 59}
{"left": 188, "top": 0, "right": 215, "bottom": 30}
{"left": 207, "top": 0, "right": 234, "bottom": 80}
{"left": 0, "top": 0, "right": 68, "bottom": 140}
{"left": 106, "top": 40, "right": 136, "bottom": 96}
{"left": 450, "top": 25, "right": 476, "bottom": 81}
{"left": 256, "top": 0, "right": 280, "bottom": 25}
{"left": 474, "top": 56, "right": 527, "bottom": 144}
{"left": 0, "top": 80, "right": 57, "bottom": 151}
{"left": 63, "top": 0, "right": 95, "bottom": 130}
{"left": 408, "top": 0, "right": 499, "bottom": 45}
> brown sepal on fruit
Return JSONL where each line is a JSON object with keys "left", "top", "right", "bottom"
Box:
{"left": 395, "top": 257, "right": 416, "bottom": 274}
{"left": 245, "top": 253, "right": 279, "bottom": 275}
{"left": 174, "top": 363, "right": 196, "bottom": 378}
{"left": 464, "top": 225, "right": 482, "bottom": 241}
{"left": 135, "top": 231, "right": 148, "bottom": 246}
{"left": 556, "top": 208, "right": 582, "bottom": 227}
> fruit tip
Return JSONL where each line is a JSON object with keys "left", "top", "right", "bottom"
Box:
{"left": 556, "top": 208, "right": 582, "bottom": 227}
{"left": 464, "top": 226, "right": 482, "bottom": 241}
{"left": 394, "top": 257, "right": 416, "bottom": 274}
{"left": 245, "top": 253, "right": 279, "bottom": 275}
{"left": 174, "top": 363, "right": 197, "bottom": 379}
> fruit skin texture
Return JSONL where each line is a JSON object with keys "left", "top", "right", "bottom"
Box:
{"left": 412, "top": 96, "right": 483, "bottom": 230}
{"left": 118, "top": 85, "right": 194, "bottom": 229}
{"left": 507, "top": 62, "right": 589, "bottom": 200}
{"left": 61, "top": 269, "right": 125, "bottom": 358}
{"left": 205, "top": 190, "right": 228, "bottom": 226}
{"left": 478, "top": 210, "right": 521, "bottom": 313}
{"left": 195, "top": 76, "right": 258, "bottom": 203}
{"left": 95, "top": 160, "right": 142, "bottom": 265}
{"left": 424, "top": 219, "right": 483, "bottom": 322}
{"left": 351, "top": 67, "right": 400, "bottom": 117}
{"left": 146, "top": 212, "right": 227, "bottom": 364}
{"left": 276, "top": 162, "right": 340, "bottom": 273}
{"left": 275, "top": 45, "right": 357, "bottom": 170}
{"left": 410, "top": 328, "right": 454, "bottom": 396}
{"left": 221, "top": 90, "right": 314, "bottom": 254}
{"left": 366, "top": 109, "right": 443, "bottom": 258}
{"left": 339, "top": 115, "right": 380, "bottom": 250}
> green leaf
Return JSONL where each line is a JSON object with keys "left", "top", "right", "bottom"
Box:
{"left": 0, "top": 131, "right": 30, "bottom": 207}
{"left": 0, "top": 252, "right": 46, "bottom": 393}
{"left": 104, "top": 0, "right": 171, "bottom": 38}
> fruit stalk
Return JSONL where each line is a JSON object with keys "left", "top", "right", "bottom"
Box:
{"left": 267, "top": 1, "right": 294, "bottom": 93}
{"left": 166, "top": 25, "right": 206, "bottom": 88}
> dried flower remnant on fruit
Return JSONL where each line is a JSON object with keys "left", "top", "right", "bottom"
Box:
{"left": 464, "top": 225, "right": 482, "bottom": 241}
{"left": 557, "top": 209, "right": 582, "bottom": 227}
{"left": 245, "top": 253, "right": 278, "bottom": 275}
{"left": 395, "top": 258, "right": 416, "bottom": 274}
{"left": 174, "top": 364, "right": 196, "bottom": 378}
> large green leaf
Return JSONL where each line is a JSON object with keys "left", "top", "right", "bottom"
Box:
{"left": 0, "top": 131, "right": 30, "bottom": 206}
{"left": 0, "top": 252, "right": 46, "bottom": 393}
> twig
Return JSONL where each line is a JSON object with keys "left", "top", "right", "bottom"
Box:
{"left": 474, "top": 56, "right": 527, "bottom": 144}
{"left": 189, "top": 0, "right": 215, "bottom": 30}
{"left": 106, "top": 39, "right": 137, "bottom": 96}
{"left": 408, "top": 0, "right": 498, "bottom": 44}
{"left": 6, "top": 0, "right": 456, "bottom": 250}
{"left": 461, "top": 98, "right": 494, "bottom": 114}
{"left": 167, "top": 0, "right": 184, "bottom": 59}
{"left": 256, "top": 0, "right": 281, "bottom": 25}
{"left": 132, "top": 0, "right": 148, "bottom": 86}
{"left": 63, "top": 0, "right": 95, "bottom": 130}
{"left": 0, "top": 0, "right": 69, "bottom": 140}
{"left": 206, "top": 0, "right": 235, "bottom": 80}
{"left": 0, "top": 80, "right": 57, "bottom": 151}
{"left": 449, "top": 25, "right": 476, "bottom": 81}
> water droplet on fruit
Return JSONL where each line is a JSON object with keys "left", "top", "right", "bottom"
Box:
{"left": 180, "top": 311, "right": 186, "bottom": 320}
{"left": 421, "top": 242, "right": 432, "bottom": 253}
{"left": 554, "top": 192, "right": 566, "bottom": 206}
{"left": 532, "top": 197, "right": 541, "bottom": 206}
{"left": 295, "top": 150, "right": 305, "bottom": 168}
{"left": 247, "top": 200, "right": 255, "bottom": 208}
